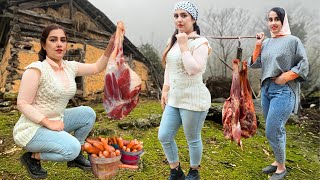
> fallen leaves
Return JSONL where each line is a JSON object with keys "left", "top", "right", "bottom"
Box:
{"left": 262, "top": 148, "right": 270, "bottom": 156}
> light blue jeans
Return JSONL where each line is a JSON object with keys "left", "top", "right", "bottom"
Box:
{"left": 24, "top": 106, "right": 96, "bottom": 162}
{"left": 261, "top": 79, "right": 295, "bottom": 164}
{"left": 158, "top": 105, "right": 208, "bottom": 167}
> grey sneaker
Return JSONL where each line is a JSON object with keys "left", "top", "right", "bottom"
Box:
{"left": 262, "top": 165, "right": 277, "bottom": 174}
{"left": 270, "top": 169, "right": 287, "bottom": 180}
{"left": 185, "top": 168, "right": 200, "bottom": 180}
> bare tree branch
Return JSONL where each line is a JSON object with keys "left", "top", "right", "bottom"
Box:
{"left": 200, "top": 8, "right": 256, "bottom": 78}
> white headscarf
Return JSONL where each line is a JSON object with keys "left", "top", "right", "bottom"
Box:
{"left": 174, "top": 1, "right": 199, "bottom": 20}
{"left": 270, "top": 8, "right": 291, "bottom": 38}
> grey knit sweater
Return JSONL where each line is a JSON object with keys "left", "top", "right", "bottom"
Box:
{"left": 248, "top": 35, "right": 309, "bottom": 114}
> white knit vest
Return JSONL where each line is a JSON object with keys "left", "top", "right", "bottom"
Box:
{"left": 13, "top": 60, "right": 78, "bottom": 147}
{"left": 166, "top": 37, "right": 211, "bottom": 111}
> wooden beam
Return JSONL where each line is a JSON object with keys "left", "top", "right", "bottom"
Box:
{"left": 17, "top": 0, "right": 69, "bottom": 10}
{"left": 72, "top": 1, "right": 105, "bottom": 30}
{"left": 70, "top": 1, "right": 90, "bottom": 19}
{"left": 69, "top": 0, "right": 73, "bottom": 21}
{"left": 7, "top": 0, "right": 31, "bottom": 6}
{"left": 14, "top": 20, "right": 110, "bottom": 48}
{"left": 7, "top": 1, "right": 115, "bottom": 39}
{"left": 87, "top": 28, "right": 112, "bottom": 37}
{"left": 0, "top": 12, "right": 14, "bottom": 19}
{"left": 17, "top": 18, "right": 47, "bottom": 29}
{"left": 8, "top": 6, "right": 112, "bottom": 38}
{"left": 16, "top": 22, "right": 44, "bottom": 33}
{"left": 19, "top": 31, "right": 41, "bottom": 38}
{"left": 8, "top": 7, "right": 73, "bottom": 25}
{"left": 16, "top": 20, "right": 89, "bottom": 40}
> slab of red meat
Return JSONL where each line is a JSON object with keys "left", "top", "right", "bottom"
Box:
{"left": 222, "top": 59, "right": 242, "bottom": 147}
{"left": 103, "top": 22, "right": 142, "bottom": 119}
{"left": 239, "top": 61, "right": 257, "bottom": 138}
{"left": 222, "top": 59, "right": 257, "bottom": 148}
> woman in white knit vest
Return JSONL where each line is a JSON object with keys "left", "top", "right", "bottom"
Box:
{"left": 249, "top": 7, "right": 309, "bottom": 180}
{"left": 13, "top": 24, "right": 115, "bottom": 179}
{"left": 158, "top": 1, "right": 212, "bottom": 180}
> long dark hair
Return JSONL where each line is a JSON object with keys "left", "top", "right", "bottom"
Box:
{"left": 161, "top": 17, "right": 200, "bottom": 67}
{"left": 38, "top": 24, "right": 67, "bottom": 61}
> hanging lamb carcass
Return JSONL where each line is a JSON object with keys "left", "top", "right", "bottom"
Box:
{"left": 222, "top": 59, "right": 257, "bottom": 148}
{"left": 103, "top": 21, "right": 142, "bottom": 119}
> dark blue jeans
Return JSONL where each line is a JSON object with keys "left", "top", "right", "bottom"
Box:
{"left": 261, "top": 79, "right": 295, "bottom": 164}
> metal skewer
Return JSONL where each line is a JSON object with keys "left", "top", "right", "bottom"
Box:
{"left": 188, "top": 36, "right": 256, "bottom": 40}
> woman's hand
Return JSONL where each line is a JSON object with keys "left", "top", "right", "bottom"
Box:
{"left": 255, "top": 32, "right": 265, "bottom": 45}
{"left": 175, "top": 32, "right": 189, "bottom": 53}
{"left": 40, "top": 117, "right": 65, "bottom": 131}
{"left": 161, "top": 90, "right": 168, "bottom": 111}
{"left": 273, "top": 71, "right": 299, "bottom": 85}
{"left": 273, "top": 74, "right": 287, "bottom": 85}
{"left": 104, "top": 34, "right": 115, "bottom": 57}
{"left": 161, "top": 85, "right": 170, "bottom": 111}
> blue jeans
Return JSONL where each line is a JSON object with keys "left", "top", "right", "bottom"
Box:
{"left": 261, "top": 79, "right": 295, "bottom": 164}
{"left": 24, "top": 106, "right": 96, "bottom": 162}
{"left": 158, "top": 105, "right": 208, "bottom": 167}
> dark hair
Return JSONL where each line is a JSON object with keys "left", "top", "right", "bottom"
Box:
{"left": 38, "top": 24, "right": 67, "bottom": 61}
{"left": 270, "top": 7, "right": 285, "bottom": 25}
{"left": 161, "top": 16, "right": 200, "bottom": 67}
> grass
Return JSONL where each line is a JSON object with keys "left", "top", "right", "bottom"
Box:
{"left": 0, "top": 98, "right": 319, "bottom": 179}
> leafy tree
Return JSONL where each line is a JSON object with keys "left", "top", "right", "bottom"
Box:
{"left": 139, "top": 43, "right": 164, "bottom": 89}
{"left": 288, "top": 17, "right": 307, "bottom": 43}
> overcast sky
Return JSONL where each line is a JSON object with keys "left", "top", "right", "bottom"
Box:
{"left": 88, "top": 0, "right": 319, "bottom": 49}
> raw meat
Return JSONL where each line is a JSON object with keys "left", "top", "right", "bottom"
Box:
{"left": 222, "top": 59, "right": 242, "bottom": 147}
{"left": 239, "top": 61, "right": 257, "bottom": 138}
{"left": 103, "top": 21, "right": 142, "bottom": 119}
{"left": 222, "top": 59, "right": 257, "bottom": 148}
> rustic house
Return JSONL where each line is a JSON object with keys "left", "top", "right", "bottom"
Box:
{"left": 0, "top": 0, "right": 162, "bottom": 104}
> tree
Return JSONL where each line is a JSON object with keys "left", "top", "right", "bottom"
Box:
{"left": 286, "top": 5, "right": 320, "bottom": 90}
{"left": 139, "top": 43, "right": 164, "bottom": 90}
{"left": 200, "top": 8, "right": 257, "bottom": 78}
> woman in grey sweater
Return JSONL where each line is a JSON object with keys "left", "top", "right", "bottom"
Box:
{"left": 248, "top": 7, "right": 309, "bottom": 180}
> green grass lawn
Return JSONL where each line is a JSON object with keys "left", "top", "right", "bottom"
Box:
{"left": 0, "top": 98, "right": 319, "bottom": 179}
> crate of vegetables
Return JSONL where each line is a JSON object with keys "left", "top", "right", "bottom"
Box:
{"left": 101, "top": 136, "right": 142, "bottom": 169}
{"left": 119, "top": 139, "right": 144, "bottom": 165}
{"left": 83, "top": 137, "right": 121, "bottom": 180}
{"left": 102, "top": 137, "right": 144, "bottom": 165}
